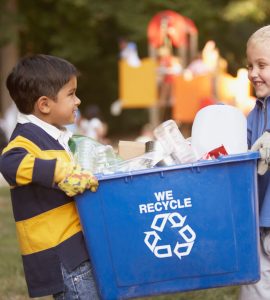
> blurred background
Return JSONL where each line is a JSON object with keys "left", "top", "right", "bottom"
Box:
{"left": 1, "top": 0, "right": 270, "bottom": 143}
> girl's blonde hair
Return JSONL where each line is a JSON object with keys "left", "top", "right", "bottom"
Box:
{"left": 247, "top": 25, "right": 270, "bottom": 46}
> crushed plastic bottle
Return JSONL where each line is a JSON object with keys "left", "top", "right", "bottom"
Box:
{"left": 69, "top": 135, "right": 122, "bottom": 174}
{"left": 73, "top": 138, "right": 96, "bottom": 170}
{"left": 93, "top": 145, "right": 120, "bottom": 174}
{"left": 153, "top": 120, "right": 197, "bottom": 164}
{"left": 110, "top": 150, "right": 165, "bottom": 173}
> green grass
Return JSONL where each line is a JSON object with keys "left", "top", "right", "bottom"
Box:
{"left": 0, "top": 187, "right": 51, "bottom": 300}
{"left": 0, "top": 186, "right": 240, "bottom": 300}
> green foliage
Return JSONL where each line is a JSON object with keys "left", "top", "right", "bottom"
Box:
{"left": 0, "top": 187, "right": 26, "bottom": 297}
{"left": 0, "top": 0, "right": 20, "bottom": 47}
{"left": 1, "top": 0, "right": 270, "bottom": 133}
{"left": 0, "top": 187, "right": 51, "bottom": 299}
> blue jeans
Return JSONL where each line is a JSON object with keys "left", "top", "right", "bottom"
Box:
{"left": 53, "top": 260, "right": 100, "bottom": 300}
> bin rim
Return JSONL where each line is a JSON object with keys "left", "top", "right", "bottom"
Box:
{"left": 95, "top": 151, "right": 260, "bottom": 181}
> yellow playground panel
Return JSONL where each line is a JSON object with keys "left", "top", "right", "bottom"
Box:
{"left": 119, "top": 58, "right": 157, "bottom": 108}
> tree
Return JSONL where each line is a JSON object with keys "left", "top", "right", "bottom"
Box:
{"left": 1, "top": 0, "right": 270, "bottom": 132}
{"left": 0, "top": 0, "right": 18, "bottom": 116}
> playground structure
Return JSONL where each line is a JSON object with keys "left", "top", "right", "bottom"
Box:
{"left": 118, "top": 10, "right": 255, "bottom": 126}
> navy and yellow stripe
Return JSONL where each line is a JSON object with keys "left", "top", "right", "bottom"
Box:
{"left": 0, "top": 123, "right": 89, "bottom": 297}
{"left": 16, "top": 202, "right": 82, "bottom": 255}
{"left": 2, "top": 135, "right": 69, "bottom": 187}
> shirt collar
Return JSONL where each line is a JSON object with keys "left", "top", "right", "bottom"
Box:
{"left": 17, "top": 112, "right": 73, "bottom": 143}
{"left": 256, "top": 96, "right": 270, "bottom": 107}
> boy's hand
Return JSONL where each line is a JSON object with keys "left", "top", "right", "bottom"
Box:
{"left": 251, "top": 131, "right": 270, "bottom": 175}
{"left": 58, "top": 164, "right": 99, "bottom": 197}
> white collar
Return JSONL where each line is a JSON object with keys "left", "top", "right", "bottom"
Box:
{"left": 17, "top": 112, "right": 73, "bottom": 144}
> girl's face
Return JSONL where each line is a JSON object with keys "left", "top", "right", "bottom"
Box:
{"left": 247, "top": 41, "right": 270, "bottom": 99}
{"left": 49, "top": 76, "right": 81, "bottom": 127}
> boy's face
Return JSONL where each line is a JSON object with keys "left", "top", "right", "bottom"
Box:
{"left": 48, "top": 76, "right": 81, "bottom": 127}
{"left": 247, "top": 41, "right": 270, "bottom": 99}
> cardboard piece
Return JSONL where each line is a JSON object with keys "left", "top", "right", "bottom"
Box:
{"left": 118, "top": 141, "right": 146, "bottom": 160}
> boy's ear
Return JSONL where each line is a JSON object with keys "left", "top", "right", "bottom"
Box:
{"left": 35, "top": 96, "right": 51, "bottom": 114}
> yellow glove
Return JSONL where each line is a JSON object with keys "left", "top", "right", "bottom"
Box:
{"left": 56, "top": 161, "right": 98, "bottom": 197}
{"left": 251, "top": 131, "right": 270, "bottom": 175}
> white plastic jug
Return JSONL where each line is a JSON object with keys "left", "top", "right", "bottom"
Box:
{"left": 191, "top": 104, "right": 248, "bottom": 159}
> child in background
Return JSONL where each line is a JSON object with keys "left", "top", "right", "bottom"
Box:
{"left": 0, "top": 54, "right": 100, "bottom": 299}
{"left": 78, "top": 104, "right": 108, "bottom": 143}
{"left": 239, "top": 25, "right": 270, "bottom": 300}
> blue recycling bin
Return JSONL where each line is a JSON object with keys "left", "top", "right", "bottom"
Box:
{"left": 76, "top": 152, "right": 260, "bottom": 300}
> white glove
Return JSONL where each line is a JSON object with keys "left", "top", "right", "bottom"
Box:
{"left": 251, "top": 131, "right": 270, "bottom": 175}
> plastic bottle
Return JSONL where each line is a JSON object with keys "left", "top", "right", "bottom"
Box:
{"left": 93, "top": 145, "right": 121, "bottom": 174}
{"left": 153, "top": 120, "right": 197, "bottom": 164}
{"left": 74, "top": 138, "right": 95, "bottom": 170}
{"left": 112, "top": 150, "right": 165, "bottom": 173}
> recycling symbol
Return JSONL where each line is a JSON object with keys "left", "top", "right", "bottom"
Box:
{"left": 144, "top": 212, "right": 196, "bottom": 259}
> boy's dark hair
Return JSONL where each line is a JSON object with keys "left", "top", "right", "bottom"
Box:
{"left": 6, "top": 54, "right": 78, "bottom": 114}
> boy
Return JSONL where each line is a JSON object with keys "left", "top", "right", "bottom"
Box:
{"left": 0, "top": 54, "right": 100, "bottom": 299}
{"left": 239, "top": 25, "right": 270, "bottom": 300}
